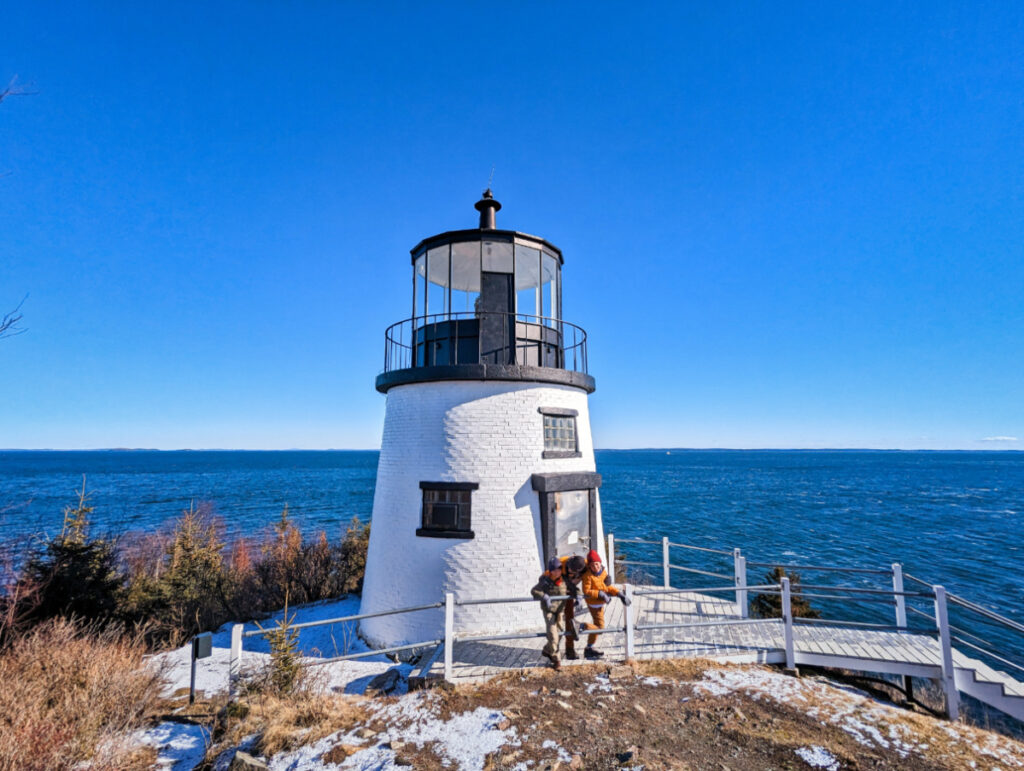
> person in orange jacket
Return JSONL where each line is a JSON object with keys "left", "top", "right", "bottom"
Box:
{"left": 579, "top": 548, "right": 631, "bottom": 659}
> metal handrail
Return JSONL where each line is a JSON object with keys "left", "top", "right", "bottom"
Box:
{"left": 668, "top": 563, "right": 733, "bottom": 580}
{"left": 947, "top": 593, "right": 1024, "bottom": 636}
{"left": 793, "top": 618, "right": 915, "bottom": 632}
{"left": 951, "top": 636, "right": 1024, "bottom": 677}
{"left": 903, "top": 573, "right": 934, "bottom": 588}
{"left": 456, "top": 595, "right": 536, "bottom": 607}
{"left": 382, "top": 311, "right": 589, "bottom": 374}
{"left": 242, "top": 601, "right": 444, "bottom": 638}
{"left": 791, "top": 584, "right": 932, "bottom": 598}
{"left": 614, "top": 537, "right": 661, "bottom": 545}
{"left": 457, "top": 625, "right": 622, "bottom": 645}
{"left": 759, "top": 589, "right": 897, "bottom": 605}
{"left": 950, "top": 622, "right": 1008, "bottom": 653}
{"left": 666, "top": 541, "right": 734, "bottom": 556}
{"left": 636, "top": 617, "right": 777, "bottom": 632}
{"left": 746, "top": 561, "right": 891, "bottom": 576}
{"left": 909, "top": 606, "right": 936, "bottom": 623}
{"left": 618, "top": 559, "right": 662, "bottom": 568}
{"left": 305, "top": 640, "right": 443, "bottom": 667}
{"left": 634, "top": 583, "right": 779, "bottom": 597}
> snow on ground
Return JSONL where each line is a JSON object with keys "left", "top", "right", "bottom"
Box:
{"left": 148, "top": 596, "right": 414, "bottom": 698}
{"left": 795, "top": 745, "right": 840, "bottom": 770}
{"left": 690, "top": 666, "right": 1024, "bottom": 768}
{"left": 133, "top": 721, "right": 209, "bottom": 771}
{"left": 266, "top": 691, "right": 520, "bottom": 771}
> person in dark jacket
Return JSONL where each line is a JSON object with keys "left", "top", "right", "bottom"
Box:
{"left": 531, "top": 557, "right": 570, "bottom": 669}
{"left": 560, "top": 554, "right": 588, "bottom": 660}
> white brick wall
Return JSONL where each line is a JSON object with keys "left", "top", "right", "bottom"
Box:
{"left": 359, "top": 379, "right": 603, "bottom": 648}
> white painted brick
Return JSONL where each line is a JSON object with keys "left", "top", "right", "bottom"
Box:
{"left": 359, "top": 379, "right": 603, "bottom": 647}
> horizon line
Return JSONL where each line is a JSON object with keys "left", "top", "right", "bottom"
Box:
{"left": 1, "top": 447, "right": 1021, "bottom": 453}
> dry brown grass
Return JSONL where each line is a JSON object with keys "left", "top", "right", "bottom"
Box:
{"left": 0, "top": 619, "right": 166, "bottom": 771}
{"left": 213, "top": 689, "right": 367, "bottom": 761}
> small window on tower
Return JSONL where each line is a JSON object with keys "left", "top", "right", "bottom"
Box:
{"left": 539, "top": 407, "right": 581, "bottom": 459}
{"left": 417, "top": 482, "right": 478, "bottom": 539}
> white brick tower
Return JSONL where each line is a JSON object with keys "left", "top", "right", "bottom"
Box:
{"left": 359, "top": 193, "right": 602, "bottom": 647}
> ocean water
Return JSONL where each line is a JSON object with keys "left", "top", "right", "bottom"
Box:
{"left": 1, "top": 449, "right": 1022, "bottom": 656}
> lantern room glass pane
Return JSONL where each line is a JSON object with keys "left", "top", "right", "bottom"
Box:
{"left": 515, "top": 245, "right": 540, "bottom": 319}
{"left": 482, "top": 240, "right": 513, "bottom": 273}
{"left": 426, "top": 245, "right": 449, "bottom": 318}
{"left": 542, "top": 252, "right": 558, "bottom": 325}
{"left": 451, "top": 241, "right": 481, "bottom": 314}
{"left": 414, "top": 253, "right": 426, "bottom": 319}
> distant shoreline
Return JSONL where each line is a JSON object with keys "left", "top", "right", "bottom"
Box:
{"left": 1, "top": 447, "right": 1021, "bottom": 454}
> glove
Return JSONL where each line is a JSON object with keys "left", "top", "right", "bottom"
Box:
{"left": 620, "top": 593, "right": 632, "bottom": 607}
{"left": 598, "top": 591, "right": 611, "bottom": 603}
{"left": 541, "top": 594, "right": 551, "bottom": 611}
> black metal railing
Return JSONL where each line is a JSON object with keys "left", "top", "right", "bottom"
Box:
{"left": 382, "top": 312, "right": 588, "bottom": 375}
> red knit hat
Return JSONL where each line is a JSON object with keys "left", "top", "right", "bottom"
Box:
{"left": 587, "top": 549, "right": 601, "bottom": 564}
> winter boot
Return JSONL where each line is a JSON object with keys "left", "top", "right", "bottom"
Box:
{"left": 584, "top": 647, "right": 604, "bottom": 660}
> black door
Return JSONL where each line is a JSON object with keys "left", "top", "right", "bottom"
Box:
{"left": 479, "top": 271, "right": 514, "bottom": 364}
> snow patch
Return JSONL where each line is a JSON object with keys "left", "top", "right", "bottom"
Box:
{"left": 689, "top": 666, "right": 1024, "bottom": 767}
{"left": 795, "top": 745, "right": 839, "bottom": 770}
{"left": 267, "top": 692, "right": 517, "bottom": 771}
{"left": 134, "top": 722, "right": 208, "bottom": 771}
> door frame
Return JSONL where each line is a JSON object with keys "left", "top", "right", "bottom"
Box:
{"left": 531, "top": 472, "right": 602, "bottom": 563}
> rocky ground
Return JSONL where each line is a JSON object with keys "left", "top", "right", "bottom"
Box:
{"left": 142, "top": 657, "right": 1024, "bottom": 771}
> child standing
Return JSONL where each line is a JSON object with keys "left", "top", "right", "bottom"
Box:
{"left": 531, "top": 557, "right": 570, "bottom": 669}
{"left": 580, "top": 549, "right": 630, "bottom": 659}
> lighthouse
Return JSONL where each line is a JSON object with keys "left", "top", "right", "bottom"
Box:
{"left": 359, "top": 192, "right": 603, "bottom": 647}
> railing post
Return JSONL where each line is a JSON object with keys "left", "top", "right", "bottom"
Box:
{"left": 734, "top": 549, "right": 748, "bottom": 619}
{"left": 892, "top": 563, "right": 907, "bottom": 629}
{"left": 624, "top": 584, "right": 635, "bottom": 660}
{"left": 607, "top": 534, "right": 616, "bottom": 584}
{"left": 662, "top": 537, "right": 670, "bottom": 588}
{"left": 781, "top": 577, "right": 795, "bottom": 672}
{"left": 443, "top": 592, "right": 455, "bottom": 683}
{"left": 229, "top": 623, "right": 243, "bottom": 697}
{"left": 933, "top": 585, "right": 960, "bottom": 720}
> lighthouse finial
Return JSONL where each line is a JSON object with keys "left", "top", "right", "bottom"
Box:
{"left": 474, "top": 187, "right": 501, "bottom": 229}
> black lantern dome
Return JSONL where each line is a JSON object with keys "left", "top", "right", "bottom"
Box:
{"left": 376, "top": 193, "right": 593, "bottom": 393}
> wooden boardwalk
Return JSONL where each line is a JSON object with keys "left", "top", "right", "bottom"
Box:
{"left": 419, "top": 589, "right": 1024, "bottom": 719}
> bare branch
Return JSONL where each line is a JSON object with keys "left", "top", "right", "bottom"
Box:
{"left": 0, "top": 75, "right": 38, "bottom": 104}
{"left": 0, "top": 295, "right": 27, "bottom": 339}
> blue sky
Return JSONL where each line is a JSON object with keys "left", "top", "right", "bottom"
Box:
{"left": 1, "top": 2, "right": 1022, "bottom": 450}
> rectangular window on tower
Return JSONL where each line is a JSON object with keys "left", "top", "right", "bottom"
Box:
{"left": 417, "top": 482, "right": 478, "bottom": 539}
{"left": 539, "top": 407, "right": 581, "bottom": 459}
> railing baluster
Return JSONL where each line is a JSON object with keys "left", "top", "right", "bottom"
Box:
{"left": 662, "top": 537, "right": 671, "bottom": 588}
{"left": 892, "top": 563, "right": 907, "bottom": 629}
{"left": 933, "top": 585, "right": 960, "bottom": 720}
{"left": 781, "top": 577, "right": 795, "bottom": 672}
{"left": 734, "top": 549, "right": 748, "bottom": 619}
{"left": 229, "top": 623, "right": 243, "bottom": 696}
{"left": 444, "top": 592, "right": 455, "bottom": 682}
{"left": 624, "top": 584, "right": 635, "bottom": 659}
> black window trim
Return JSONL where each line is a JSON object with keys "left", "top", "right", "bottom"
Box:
{"left": 539, "top": 407, "right": 581, "bottom": 459}
{"left": 537, "top": 407, "right": 578, "bottom": 417}
{"left": 417, "top": 481, "right": 478, "bottom": 539}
